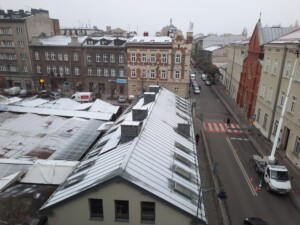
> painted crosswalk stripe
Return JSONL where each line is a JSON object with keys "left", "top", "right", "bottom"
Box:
{"left": 213, "top": 123, "right": 219, "bottom": 132}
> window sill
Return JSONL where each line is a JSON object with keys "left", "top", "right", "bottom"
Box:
{"left": 115, "top": 219, "right": 129, "bottom": 223}
{"left": 90, "top": 217, "right": 103, "bottom": 221}
{"left": 141, "top": 220, "right": 155, "bottom": 224}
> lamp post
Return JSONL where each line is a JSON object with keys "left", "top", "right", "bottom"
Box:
{"left": 268, "top": 42, "right": 300, "bottom": 162}
{"left": 7, "top": 64, "right": 11, "bottom": 88}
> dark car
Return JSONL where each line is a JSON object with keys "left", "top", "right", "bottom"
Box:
{"left": 244, "top": 217, "right": 269, "bottom": 225}
{"left": 38, "top": 90, "right": 50, "bottom": 98}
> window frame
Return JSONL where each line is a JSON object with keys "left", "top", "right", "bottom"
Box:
{"left": 89, "top": 198, "right": 103, "bottom": 220}
{"left": 115, "top": 200, "right": 129, "bottom": 222}
{"left": 141, "top": 202, "right": 155, "bottom": 223}
{"left": 162, "top": 54, "right": 167, "bottom": 63}
{"left": 175, "top": 54, "right": 181, "bottom": 63}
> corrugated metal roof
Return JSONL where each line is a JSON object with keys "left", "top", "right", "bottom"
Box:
{"left": 270, "top": 28, "right": 300, "bottom": 44}
{"left": 258, "top": 25, "right": 295, "bottom": 45}
{"left": 127, "top": 36, "right": 172, "bottom": 44}
{"left": 41, "top": 88, "right": 206, "bottom": 222}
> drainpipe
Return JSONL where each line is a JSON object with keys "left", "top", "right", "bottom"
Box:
{"left": 228, "top": 45, "right": 236, "bottom": 96}
{"left": 267, "top": 46, "right": 287, "bottom": 140}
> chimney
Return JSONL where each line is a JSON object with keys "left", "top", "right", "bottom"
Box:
{"left": 19, "top": 10, "right": 25, "bottom": 15}
{"left": 69, "top": 35, "right": 80, "bottom": 46}
{"left": 7, "top": 10, "right": 13, "bottom": 15}
{"left": 121, "top": 121, "right": 142, "bottom": 142}
{"left": 177, "top": 123, "right": 191, "bottom": 137}
{"left": 143, "top": 32, "right": 149, "bottom": 37}
{"left": 149, "top": 85, "right": 160, "bottom": 94}
{"left": 143, "top": 92, "right": 156, "bottom": 105}
{"left": 0, "top": 10, "right": 4, "bottom": 15}
{"left": 132, "top": 107, "right": 148, "bottom": 121}
{"left": 30, "top": 36, "right": 42, "bottom": 45}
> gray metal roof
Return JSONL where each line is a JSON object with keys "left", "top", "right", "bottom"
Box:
{"left": 41, "top": 88, "right": 206, "bottom": 222}
{"left": 258, "top": 25, "right": 295, "bottom": 46}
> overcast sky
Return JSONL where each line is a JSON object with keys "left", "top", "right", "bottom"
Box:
{"left": 1, "top": 0, "right": 299, "bottom": 36}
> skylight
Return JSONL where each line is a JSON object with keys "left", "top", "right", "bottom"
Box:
{"left": 174, "top": 166, "right": 191, "bottom": 180}
{"left": 63, "top": 173, "right": 86, "bottom": 188}
{"left": 175, "top": 141, "right": 191, "bottom": 154}
{"left": 174, "top": 182, "right": 192, "bottom": 198}
{"left": 175, "top": 153, "right": 192, "bottom": 167}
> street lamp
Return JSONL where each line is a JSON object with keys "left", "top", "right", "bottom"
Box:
{"left": 268, "top": 41, "right": 300, "bottom": 162}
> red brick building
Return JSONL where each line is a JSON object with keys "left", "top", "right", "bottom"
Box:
{"left": 236, "top": 20, "right": 294, "bottom": 118}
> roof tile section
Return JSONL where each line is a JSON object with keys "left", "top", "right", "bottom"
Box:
{"left": 41, "top": 88, "right": 206, "bottom": 222}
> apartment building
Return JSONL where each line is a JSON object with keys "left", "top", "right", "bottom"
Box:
{"left": 226, "top": 40, "right": 249, "bottom": 101}
{"left": 254, "top": 29, "right": 300, "bottom": 167}
{"left": 126, "top": 29, "right": 193, "bottom": 98}
{"left": 0, "top": 9, "right": 59, "bottom": 90}
{"left": 237, "top": 19, "right": 295, "bottom": 118}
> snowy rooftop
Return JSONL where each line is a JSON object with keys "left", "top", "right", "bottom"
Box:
{"left": 204, "top": 45, "right": 222, "bottom": 51}
{"left": 41, "top": 88, "right": 206, "bottom": 222}
{"left": 35, "top": 35, "right": 88, "bottom": 46}
{"left": 127, "top": 36, "right": 172, "bottom": 44}
{"left": 270, "top": 28, "right": 300, "bottom": 44}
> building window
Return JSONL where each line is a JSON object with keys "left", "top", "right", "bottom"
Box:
{"left": 51, "top": 52, "right": 56, "bottom": 61}
{"left": 22, "top": 66, "right": 28, "bottom": 73}
{"left": 150, "top": 54, "right": 156, "bottom": 63}
{"left": 141, "top": 202, "right": 155, "bottom": 223}
{"left": 111, "top": 68, "right": 116, "bottom": 77}
{"left": 103, "top": 54, "right": 108, "bottom": 62}
{"left": 37, "top": 66, "right": 41, "bottom": 74}
{"left": 142, "top": 53, "right": 147, "bottom": 62}
{"left": 16, "top": 27, "right": 23, "bottom": 34}
{"left": 284, "top": 61, "right": 291, "bottom": 78}
{"left": 293, "top": 136, "right": 300, "bottom": 156}
{"left": 45, "top": 52, "right": 50, "bottom": 60}
{"left": 21, "top": 53, "right": 26, "bottom": 60}
{"left": 131, "top": 53, "right": 136, "bottom": 62}
{"left": 2, "top": 40, "right": 13, "bottom": 47}
{"left": 273, "top": 120, "right": 279, "bottom": 135}
{"left": 161, "top": 70, "right": 167, "bottom": 79}
{"left": 115, "top": 200, "right": 129, "bottom": 221}
{"left": 64, "top": 54, "right": 68, "bottom": 61}
{"left": 162, "top": 54, "right": 167, "bottom": 63}
{"left": 262, "top": 113, "right": 268, "bottom": 129}
{"left": 175, "top": 71, "right": 180, "bottom": 79}
{"left": 131, "top": 68, "right": 136, "bottom": 77}
{"left": 104, "top": 68, "right": 108, "bottom": 76}
{"left": 119, "top": 54, "right": 124, "bottom": 63}
{"left": 110, "top": 54, "right": 115, "bottom": 63}
{"left": 257, "top": 108, "right": 261, "bottom": 123}
{"left": 290, "top": 96, "right": 297, "bottom": 114}
{"left": 52, "top": 66, "right": 57, "bottom": 75}
{"left": 89, "top": 199, "right": 103, "bottom": 220}
{"left": 0, "top": 27, "right": 11, "bottom": 34}
{"left": 260, "top": 83, "right": 265, "bottom": 97}
{"left": 267, "top": 87, "right": 273, "bottom": 102}
{"left": 47, "top": 66, "right": 51, "bottom": 75}
{"left": 0, "top": 65, "right": 6, "bottom": 71}
{"left": 175, "top": 54, "right": 181, "bottom": 63}
{"left": 18, "top": 41, "right": 25, "bottom": 48}
{"left": 10, "top": 66, "right": 17, "bottom": 72}
{"left": 97, "top": 68, "right": 102, "bottom": 76}
{"left": 58, "top": 53, "right": 63, "bottom": 61}
{"left": 96, "top": 54, "right": 101, "bottom": 62}
{"left": 295, "top": 62, "right": 300, "bottom": 81}
{"left": 279, "top": 90, "right": 286, "bottom": 107}
{"left": 142, "top": 69, "right": 147, "bottom": 78}
{"left": 74, "top": 67, "right": 80, "bottom": 75}
{"left": 87, "top": 54, "right": 92, "bottom": 62}
{"left": 88, "top": 68, "right": 92, "bottom": 75}
{"left": 272, "top": 59, "right": 278, "bottom": 75}
{"left": 73, "top": 53, "right": 79, "bottom": 61}
{"left": 119, "top": 69, "right": 124, "bottom": 77}
{"left": 59, "top": 66, "right": 64, "bottom": 75}
{"left": 150, "top": 70, "right": 155, "bottom": 78}
{"left": 65, "top": 67, "right": 70, "bottom": 75}
{"left": 264, "top": 57, "right": 270, "bottom": 72}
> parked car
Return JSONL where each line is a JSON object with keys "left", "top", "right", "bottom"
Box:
{"left": 205, "top": 80, "right": 211, "bottom": 86}
{"left": 4, "top": 87, "right": 21, "bottom": 95}
{"left": 38, "top": 90, "right": 50, "bottom": 98}
{"left": 19, "top": 89, "right": 28, "bottom": 97}
{"left": 201, "top": 74, "right": 207, "bottom": 80}
{"left": 194, "top": 87, "right": 201, "bottom": 94}
{"left": 71, "top": 92, "right": 96, "bottom": 102}
{"left": 127, "top": 95, "right": 136, "bottom": 103}
{"left": 244, "top": 217, "right": 269, "bottom": 225}
{"left": 117, "top": 94, "right": 126, "bottom": 103}
{"left": 49, "top": 91, "right": 62, "bottom": 100}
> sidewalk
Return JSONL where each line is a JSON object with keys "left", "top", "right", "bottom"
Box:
{"left": 211, "top": 80, "right": 300, "bottom": 209}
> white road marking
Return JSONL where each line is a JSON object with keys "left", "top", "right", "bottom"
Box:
{"left": 226, "top": 137, "right": 258, "bottom": 196}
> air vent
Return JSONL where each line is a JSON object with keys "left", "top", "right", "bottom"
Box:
{"left": 121, "top": 121, "right": 142, "bottom": 141}
{"left": 132, "top": 108, "right": 148, "bottom": 121}
{"left": 149, "top": 85, "right": 160, "bottom": 94}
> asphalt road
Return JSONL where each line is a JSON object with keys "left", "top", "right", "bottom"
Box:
{"left": 193, "top": 72, "right": 300, "bottom": 225}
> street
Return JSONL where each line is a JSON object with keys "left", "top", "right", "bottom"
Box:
{"left": 193, "top": 71, "right": 300, "bottom": 225}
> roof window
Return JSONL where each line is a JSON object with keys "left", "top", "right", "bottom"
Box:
{"left": 63, "top": 173, "right": 86, "bottom": 188}
{"left": 175, "top": 153, "right": 192, "bottom": 167}
{"left": 174, "top": 166, "right": 191, "bottom": 180}
{"left": 175, "top": 141, "right": 191, "bottom": 154}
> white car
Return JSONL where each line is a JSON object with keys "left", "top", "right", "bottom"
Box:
{"left": 205, "top": 80, "right": 211, "bottom": 86}
{"left": 201, "top": 74, "right": 207, "bottom": 80}
{"left": 194, "top": 87, "right": 201, "bottom": 94}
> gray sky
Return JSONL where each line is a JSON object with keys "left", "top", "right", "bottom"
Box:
{"left": 1, "top": 0, "right": 299, "bottom": 36}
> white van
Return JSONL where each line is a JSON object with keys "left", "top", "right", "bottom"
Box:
{"left": 4, "top": 87, "right": 21, "bottom": 95}
{"left": 190, "top": 74, "right": 196, "bottom": 81}
{"left": 71, "top": 92, "right": 96, "bottom": 102}
{"left": 264, "top": 165, "right": 292, "bottom": 194}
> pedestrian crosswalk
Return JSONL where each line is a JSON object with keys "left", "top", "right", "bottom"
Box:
{"left": 203, "top": 121, "right": 243, "bottom": 134}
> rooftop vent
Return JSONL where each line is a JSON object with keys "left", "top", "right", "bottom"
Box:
{"left": 69, "top": 35, "right": 80, "bottom": 46}
{"left": 132, "top": 108, "right": 148, "bottom": 121}
{"left": 149, "top": 85, "right": 160, "bottom": 94}
{"left": 143, "top": 92, "right": 156, "bottom": 105}
{"left": 121, "top": 121, "right": 142, "bottom": 142}
{"left": 177, "top": 123, "right": 191, "bottom": 137}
